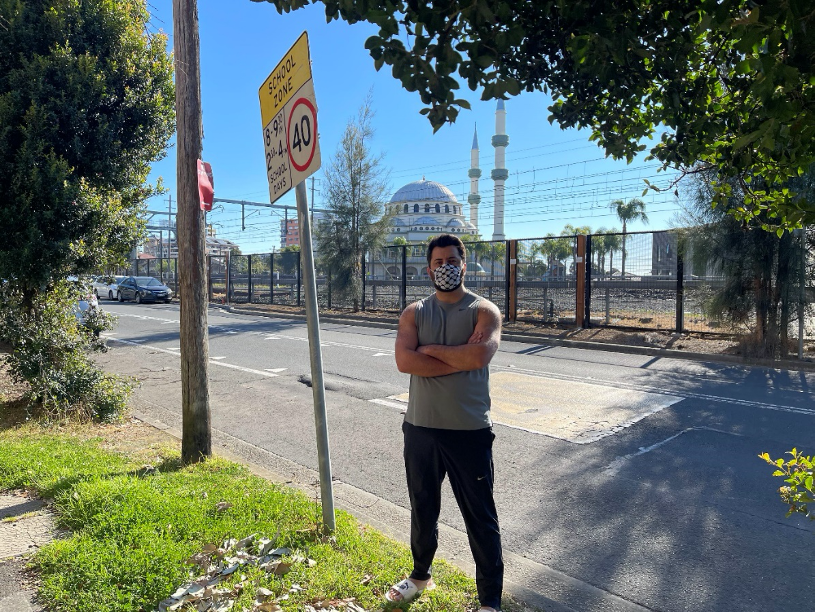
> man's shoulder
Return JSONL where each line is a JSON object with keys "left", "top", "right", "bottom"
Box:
{"left": 465, "top": 290, "right": 498, "bottom": 311}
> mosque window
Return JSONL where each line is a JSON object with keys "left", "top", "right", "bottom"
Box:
{"left": 445, "top": 205, "right": 450, "bottom": 213}
{"left": 414, "top": 204, "right": 419, "bottom": 213}
{"left": 453, "top": 206, "right": 457, "bottom": 214}
{"left": 435, "top": 204, "right": 440, "bottom": 213}
{"left": 424, "top": 204, "right": 430, "bottom": 213}
{"left": 404, "top": 204, "right": 408, "bottom": 213}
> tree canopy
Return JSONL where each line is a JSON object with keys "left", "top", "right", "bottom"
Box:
{"left": 0, "top": 0, "right": 175, "bottom": 298}
{"left": 255, "top": 0, "right": 813, "bottom": 230}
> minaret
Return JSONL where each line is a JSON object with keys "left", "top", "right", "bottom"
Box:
{"left": 468, "top": 125, "right": 481, "bottom": 232}
{"left": 491, "top": 99, "right": 509, "bottom": 241}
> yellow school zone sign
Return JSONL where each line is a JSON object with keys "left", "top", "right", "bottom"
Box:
{"left": 258, "top": 32, "right": 321, "bottom": 204}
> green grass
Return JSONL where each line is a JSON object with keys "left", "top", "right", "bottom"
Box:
{"left": 0, "top": 429, "right": 522, "bottom": 612}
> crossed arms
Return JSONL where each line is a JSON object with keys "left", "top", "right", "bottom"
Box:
{"left": 394, "top": 300, "right": 502, "bottom": 377}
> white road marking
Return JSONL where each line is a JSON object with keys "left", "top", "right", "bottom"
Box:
{"left": 369, "top": 399, "right": 407, "bottom": 412}
{"left": 604, "top": 427, "right": 745, "bottom": 475}
{"left": 493, "top": 364, "right": 813, "bottom": 416}
{"left": 108, "top": 338, "right": 279, "bottom": 377}
{"left": 372, "top": 353, "right": 390, "bottom": 357}
{"left": 211, "top": 356, "right": 226, "bottom": 360}
{"left": 265, "top": 368, "right": 287, "bottom": 373}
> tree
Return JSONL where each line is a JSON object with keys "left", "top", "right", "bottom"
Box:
{"left": 0, "top": 0, "right": 175, "bottom": 303}
{"left": 255, "top": 0, "right": 813, "bottom": 229}
{"left": 681, "top": 167, "right": 814, "bottom": 358}
{"left": 592, "top": 229, "right": 622, "bottom": 279}
{"left": 0, "top": 0, "right": 173, "bottom": 421}
{"left": 314, "top": 96, "right": 392, "bottom": 311}
{"left": 610, "top": 198, "right": 648, "bottom": 278}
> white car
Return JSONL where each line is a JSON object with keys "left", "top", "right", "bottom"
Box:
{"left": 93, "top": 275, "right": 126, "bottom": 300}
{"left": 74, "top": 292, "right": 99, "bottom": 324}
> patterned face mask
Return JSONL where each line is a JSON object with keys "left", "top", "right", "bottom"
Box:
{"left": 431, "top": 263, "right": 463, "bottom": 292}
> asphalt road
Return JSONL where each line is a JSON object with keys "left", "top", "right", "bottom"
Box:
{"left": 94, "top": 301, "right": 815, "bottom": 612}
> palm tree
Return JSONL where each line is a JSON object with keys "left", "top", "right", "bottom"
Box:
{"left": 594, "top": 229, "right": 622, "bottom": 279}
{"left": 610, "top": 198, "right": 648, "bottom": 277}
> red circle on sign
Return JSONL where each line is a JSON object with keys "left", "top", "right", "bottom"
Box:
{"left": 287, "top": 97, "right": 317, "bottom": 173}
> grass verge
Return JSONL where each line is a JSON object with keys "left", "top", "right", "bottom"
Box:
{"left": 0, "top": 419, "right": 530, "bottom": 612}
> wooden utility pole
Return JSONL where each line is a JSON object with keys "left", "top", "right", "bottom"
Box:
{"left": 173, "top": 0, "right": 211, "bottom": 463}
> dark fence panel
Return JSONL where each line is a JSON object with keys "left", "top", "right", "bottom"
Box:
{"left": 515, "top": 236, "right": 579, "bottom": 324}
{"left": 128, "top": 228, "right": 813, "bottom": 342}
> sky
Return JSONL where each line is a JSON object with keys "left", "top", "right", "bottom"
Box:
{"left": 144, "top": 0, "right": 684, "bottom": 254}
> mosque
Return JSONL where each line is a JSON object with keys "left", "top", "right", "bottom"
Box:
{"left": 375, "top": 100, "right": 509, "bottom": 279}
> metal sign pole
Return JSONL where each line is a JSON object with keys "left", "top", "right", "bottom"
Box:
{"left": 295, "top": 180, "right": 335, "bottom": 533}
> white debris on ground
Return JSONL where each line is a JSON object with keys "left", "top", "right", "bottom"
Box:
{"left": 156, "top": 532, "right": 368, "bottom": 612}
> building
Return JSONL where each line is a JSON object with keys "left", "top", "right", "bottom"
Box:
{"left": 384, "top": 179, "right": 479, "bottom": 243}
{"left": 370, "top": 179, "right": 480, "bottom": 279}
{"left": 141, "top": 234, "right": 238, "bottom": 259}
{"left": 281, "top": 218, "right": 299, "bottom": 248}
{"left": 279, "top": 212, "right": 327, "bottom": 249}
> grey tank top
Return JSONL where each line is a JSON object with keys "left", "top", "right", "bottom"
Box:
{"left": 405, "top": 290, "right": 492, "bottom": 430}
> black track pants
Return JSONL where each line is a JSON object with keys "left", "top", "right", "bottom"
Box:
{"left": 403, "top": 421, "right": 504, "bottom": 610}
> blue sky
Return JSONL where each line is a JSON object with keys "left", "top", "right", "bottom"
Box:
{"left": 145, "top": 0, "right": 683, "bottom": 254}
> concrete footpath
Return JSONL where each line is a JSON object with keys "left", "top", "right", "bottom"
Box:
{"left": 0, "top": 493, "right": 56, "bottom": 612}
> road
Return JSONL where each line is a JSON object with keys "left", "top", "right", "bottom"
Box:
{"left": 94, "top": 301, "right": 815, "bottom": 612}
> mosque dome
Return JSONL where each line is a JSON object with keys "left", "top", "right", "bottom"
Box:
{"left": 391, "top": 217, "right": 407, "bottom": 226}
{"left": 390, "top": 179, "right": 459, "bottom": 204}
{"left": 447, "top": 218, "right": 465, "bottom": 228}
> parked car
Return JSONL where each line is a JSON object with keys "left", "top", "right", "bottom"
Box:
{"left": 117, "top": 276, "right": 173, "bottom": 303}
{"left": 93, "top": 275, "right": 126, "bottom": 300}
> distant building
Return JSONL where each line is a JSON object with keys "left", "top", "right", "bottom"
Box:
{"left": 651, "top": 231, "right": 677, "bottom": 276}
{"left": 280, "top": 212, "right": 327, "bottom": 249}
{"left": 141, "top": 234, "right": 238, "bottom": 259}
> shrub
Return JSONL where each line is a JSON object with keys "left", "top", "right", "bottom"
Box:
{"left": 759, "top": 448, "right": 815, "bottom": 521}
{"left": 0, "top": 281, "right": 131, "bottom": 421}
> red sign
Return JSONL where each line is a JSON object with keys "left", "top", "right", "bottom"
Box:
{"left": 197, "top": 160, "right": 214, "bottom": 211}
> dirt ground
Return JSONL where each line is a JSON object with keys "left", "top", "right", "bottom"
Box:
{"left": 221, "top": 302, "right": 815, "bottom": 360}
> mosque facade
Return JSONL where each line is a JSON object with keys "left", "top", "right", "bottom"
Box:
{"left": 374, "top": 101, "right": 508, "bottom": 280}
{"left": 384, "top": 179, "right": 479, "bottom": 243}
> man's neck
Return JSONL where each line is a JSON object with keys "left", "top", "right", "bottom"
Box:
{"left": 434, "top": 285, "right": 467, "bottom": 304}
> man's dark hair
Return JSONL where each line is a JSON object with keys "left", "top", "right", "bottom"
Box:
{"left": 427, "top": 234, "right": 466, "bottom": 266}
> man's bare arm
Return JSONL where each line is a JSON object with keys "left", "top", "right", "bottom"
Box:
{"left": 394, "top": 303, "right": 460, "bottom": 377}
{"left": 417, "top": 301, "right": 501, "bottom": 371}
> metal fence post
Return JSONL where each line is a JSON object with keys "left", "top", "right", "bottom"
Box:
{"left": 297, "top": 252, "right": 302, "bottom": 307}
{"left": 247, "top": 254, "right": 253, "bottom": 303}
{"left": 584, "top": 234, "right": 592, "bottom": 328}
{"left": 676, "top": 250, "right": 684, "bottom": 333}
{"left": 575, "top": 235, "right": 586, "bottom": 327}
{"left": 327, "top": 269, "right": 332, "bottom": 309}
{"left": 207, "top": 255, "right": 213, "bottom": 302}
{"left": 227, "top": 251, "right": 232, "bottom": 305}
{"left": 507, "top": 240, "right": 517, "bottom": 323}
{"left": 361, "top": 252, "right": 366, "bottom": 312}
{"left": 270, "top": 253, "right": 275, "bottom": 305}
{"left": 401, "top": 246, "right": 407, "bottom": 311}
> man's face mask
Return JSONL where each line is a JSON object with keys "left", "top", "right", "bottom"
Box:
{"left": 431, "top": 263, "right": 463, "bottom": 292}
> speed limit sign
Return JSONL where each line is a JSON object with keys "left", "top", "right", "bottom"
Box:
{"left": 288, "top": 96, "right": 317, "bottom": 173}
{"left": 258, "top": 32, "right": 321, "bottom": 204}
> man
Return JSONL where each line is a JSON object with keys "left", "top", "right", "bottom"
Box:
{"left": 388, "top": 233, "right": 504, "bottom": 612}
